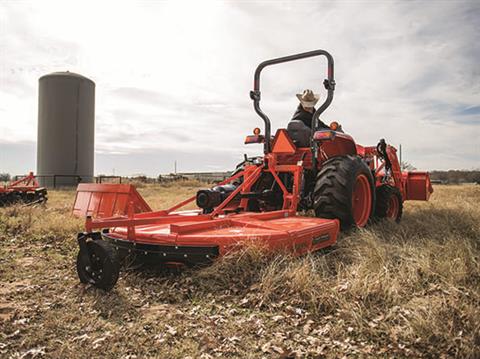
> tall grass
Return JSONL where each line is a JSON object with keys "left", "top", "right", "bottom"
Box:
{"left": 0, "top": 184, "right": 478, "bottom": 358}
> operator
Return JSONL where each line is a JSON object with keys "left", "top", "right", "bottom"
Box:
{"left": 290, "top": 89, "right": 330, "bottom": 129}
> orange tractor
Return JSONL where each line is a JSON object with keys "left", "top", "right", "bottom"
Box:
{"left": 73, "top": 50, "right": 433, "bottom": 290}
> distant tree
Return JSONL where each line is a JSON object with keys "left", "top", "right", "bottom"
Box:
{"left": 132, "top": 175, "right": 148, "bottom": 183}
{"left": 0, "top": 173, "right": 11, "bottom": 182}
{"left": 429, "top": 170, "right": 480, "bottom": 184}
{"left": 471, "top": 171, "right": 480, "bottom": 184}
{"left": 430, "top": 171, "right": 448, "bottom": 183}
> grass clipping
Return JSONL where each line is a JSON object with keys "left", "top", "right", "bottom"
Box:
{"left": 0, "top": 184, "right": 479, "bottom": 358}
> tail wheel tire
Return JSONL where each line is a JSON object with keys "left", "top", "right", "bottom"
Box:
{"left": 375, "top": 185, "right": 403, "bottom": 223}
{"left": 314, "top": 155, "right": 375, "bottom": 230}
{"left": 76, "top": 239, "right": 120, "bottom": 291}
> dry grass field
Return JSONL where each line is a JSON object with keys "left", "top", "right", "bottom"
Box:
{"left": 0, "top": 183, "right": 479, "bottom": 358}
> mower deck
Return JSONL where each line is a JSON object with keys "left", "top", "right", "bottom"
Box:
{"left": 101, "top": 210, "right": 338, "bottom": 261}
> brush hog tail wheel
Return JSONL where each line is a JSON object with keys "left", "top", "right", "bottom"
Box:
{"left": 374, "top": 184, "right": 403, "bottom": 222}
{"left": 314, "top": 155, "right": 375, "bottom": 230}
{"left": 76, "top": 238, "right": 120, "bottom": 291}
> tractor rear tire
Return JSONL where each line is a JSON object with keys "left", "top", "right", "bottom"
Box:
{"left": 374, "top": 185, "right": 403, "bottom": 222}
{"left": 76, "top": 239, "right": 120, "bottom": 291}
{"left": 314, "top": 155, "right": 375, "bottom": 230}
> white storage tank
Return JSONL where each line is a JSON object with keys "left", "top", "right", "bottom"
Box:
{"left": 36, "top": 72, "right": 95, "bottom": 187}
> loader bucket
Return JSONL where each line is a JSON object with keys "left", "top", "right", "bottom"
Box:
{"left": 73, "top": 183, "right": 151, "bottom": 218}
{"left": 404, "top": 171, "right": 433, "bottom": 201}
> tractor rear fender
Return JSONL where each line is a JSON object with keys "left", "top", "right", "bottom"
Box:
{"left": 318, "top": 132, "right": 357, "bottom": 158}
{"left": 403, "top": 171, "right": 433, "bottom": 201}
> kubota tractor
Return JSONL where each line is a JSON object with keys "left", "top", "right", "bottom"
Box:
{"left": 72, "top": 50, "right": 433, "bottom": 290}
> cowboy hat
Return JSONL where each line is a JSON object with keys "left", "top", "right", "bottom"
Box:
{"left": 296, "top": 89, "right": 320, "bottom": 107}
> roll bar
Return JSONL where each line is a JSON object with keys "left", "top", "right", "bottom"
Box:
{"left": 250, "top": 49, "right": 335, "bottom": 153}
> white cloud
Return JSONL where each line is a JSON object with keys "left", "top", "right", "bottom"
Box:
{"left": 0, "top": 0, "right": 479, "bottom": 176}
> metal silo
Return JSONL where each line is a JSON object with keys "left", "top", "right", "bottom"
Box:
{"left": 37, "top": 72, "right": 95, "bottom": 187}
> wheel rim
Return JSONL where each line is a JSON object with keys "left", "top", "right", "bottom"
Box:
{"left": 352, "top": 174, "right": 372, "bottom": 227}
{"left": 386, "top": 194, "right": 399, "bottom": 220}
{"left": 84, "top": 247, "right": 105, "bottom": 283}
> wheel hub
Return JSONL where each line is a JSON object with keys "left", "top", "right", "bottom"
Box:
{"left": 386, "top": 194, "right": 399, "bottom": 219}
{"left": 352, "top": 174, "right": 372, "bottom": 227}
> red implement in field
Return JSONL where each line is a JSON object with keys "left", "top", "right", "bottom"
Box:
{"left": 0, "top": 172, "right": 48, "bottom": 207}
{"left": 73, "top": 50, "right": 433, "bottom": 290}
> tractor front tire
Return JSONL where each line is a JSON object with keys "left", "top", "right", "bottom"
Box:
{"left": 374, "top": 185, "right": 403, "bottom": 223}
{"left": 314, "top": 155, "right": 375, "bottom": 230}
{"left": 76, "top": 239, "right": 120, "bottom": 291}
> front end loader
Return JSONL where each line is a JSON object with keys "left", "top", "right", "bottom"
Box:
{"left": 72, "top": 50, "right": 433, "bottom": 291}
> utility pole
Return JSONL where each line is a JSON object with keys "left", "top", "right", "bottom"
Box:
{"left": 399, "top": 144, "right": 402, "bottom": 169}
{"left": 174, "top": 160, "right": 177, "bottom": 175}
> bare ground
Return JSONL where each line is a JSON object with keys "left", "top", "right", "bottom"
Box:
{"left": 0, "top": 183, "right": 479, "bottom": 358}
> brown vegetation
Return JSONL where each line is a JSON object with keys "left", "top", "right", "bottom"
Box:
{"left": 0, "top": 184, "right": 479, "bottom": 358}
{"left": 430, "top": 170, "right": 480, "bottom": 184}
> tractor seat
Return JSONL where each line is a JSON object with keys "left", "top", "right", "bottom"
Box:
{"left": 287, "top": 120, "right": 311, "bottom": 147}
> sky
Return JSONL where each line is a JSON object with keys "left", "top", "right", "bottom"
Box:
{"left": 0, "top": 0, "right": 479, "bottom": 176}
